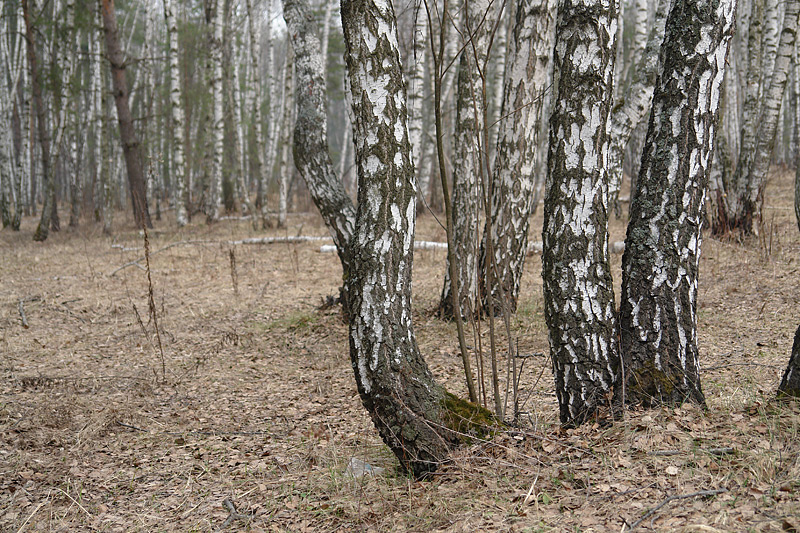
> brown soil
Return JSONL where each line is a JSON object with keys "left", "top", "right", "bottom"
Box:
{"left": 1, "top": 169, "right": 799, "bottom": 532}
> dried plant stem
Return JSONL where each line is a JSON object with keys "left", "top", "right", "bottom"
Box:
{"left": 143, "top": 226, "right": 166, "bottom": 381}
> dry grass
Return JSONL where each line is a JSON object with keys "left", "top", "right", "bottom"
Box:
{"left": 1, "top": 169, "right": 799, "bottom": 532}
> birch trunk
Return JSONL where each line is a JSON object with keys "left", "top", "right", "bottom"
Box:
{"left": 438, "top": 0, "right": 493, "bottom": 318}
{"left": 779, "top": 325, "right": 800, "bottom": 396}
{"left": 543, "top": 0, "right": 619, "bottom": 426}
{"left": 620, "top": 0, "right": 736, "bottom": 407}
{"left": 207, "top": 0, "right": 225, "bottom": 221}
{"left": 341, "top": 0, "right": 474, "bottom": 477}
{"left": 736, "top": 0, "right": 800, "bottom": 232}
{"left": 406, "top": 0, "right": 428, "bottom": 193}
{"left": 607, "top": 0, "right": 669, "bottom": 215}
{"left": 283, "top": 0, "right": 355, "bottom": 269}
{"left": 243, "top": 0, "right": 266, "bottom": 225}
{"left": 795, "top": 44, "right": 800, "bottom": 231}
{"left": 277, "top": 49, "right": 293, "bottom": 228}
{"left": 481, "top": 0, "right": 554, "bottom": 314}
{"left": 164, "top": 0, "right": 188, "bottom": 226}
{"left": 101, "top": 0, "right": 152, "bottom": 230}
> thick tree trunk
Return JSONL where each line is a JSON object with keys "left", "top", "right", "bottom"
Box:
{"left": 778, "top": 325, "right": 800, "bottom": 396}
{"left": 480, "top": 0, "right": 554, "bottom": 315}
{"left": 543, "top": 0, "right": 619, "bottom": 427}
{"left": 164, "top": 0, "right": 188, "bottom": 227}
{"left": 23, "top": 0, "right": 56, "bottom": 241}
{"left": 100, "top": 0, "right": 152, "bottom": 230}
{"left": 341, "top": 0, "right": 463, "bottom": 477}
{"left": 620, "top": 0, "right": 736, "bottom": 407}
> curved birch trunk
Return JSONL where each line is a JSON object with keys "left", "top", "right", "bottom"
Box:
{"left": 620, "top": 0, "right": 736, "bottom": 407}
{"left": 480, "top": 0, "right": 554, "bottom": 315}
{"left": 341, "top": 0, "right": 464, "bottom": 477}
{"left": 543, "top": 0, "right": 619, "bottom": 427}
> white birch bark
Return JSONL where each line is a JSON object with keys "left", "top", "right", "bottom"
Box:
{"left": 607, "top": 0, "right": 670, "bottom": 213}
{"left": 439, "top": 0, "right": 494, "bottom": 318}
{"left": 542, "top": 0, "right": 618, "bottom": 426}
{"left": 277, "top": 50, "right": 294, "bottom": 228}
{"left": 341, "top": 0, "right": 459, "bottom": 477}
{"left": 406, "top": 0, "right": 428, "bottom": 191}
{"left": 207, "top": 0, "right": 225, "bottom": 221}
{"left": 481, "top": 0, "right": 555, "bottom": 314}
{"left": 164, "top": 0, "right": 188, "bottom": 226}
{"left": 741, "top": 0, "right": 800, "bottom": 229}
{"left": 244, "top": 0, "right": 268, "bottom": 226}
{"left": 620, "top": 0, "right": 736, "bottom": 407}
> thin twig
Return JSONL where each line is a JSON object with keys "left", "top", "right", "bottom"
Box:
{"left": 624, "top": 488, "right": 727, "bottom": 531}
{"left": 18, "top": 299, "right": 28, "bottom": 328}
{"left": 649, "top": 447, "right": 735, "bottom": 457}
{"left": 55, "top": 487, "right": 93, "bottom": 517}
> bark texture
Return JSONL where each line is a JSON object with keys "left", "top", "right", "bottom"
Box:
{"left": 101, "top": 0, "right": 152, "bottom": 230}
{"left": 481, "top": 0, "right": 554, "bottom": 315}
{"left": 283, "top": 0, "right": 356, "bottom": 272}
{"left": 164, "top": 0, "right": 188, "bottom": 227}
{"left": 439, "top": 0, "right": 493, "bottom": 319}
{"left": 778, "top": 325, "right": 800, "bottom": 396}
{"left": 620, "top": 0, "right": 736, "bottom": 407}
{"left": 543, "top": 0, "right": 619, "bottom": 427}
{"left": 24, "top": 0, "right": 56, "bottom": 241}
{"left": 341, "top": 0, "right": 458, "bottom": 476}
{"left": 207, "top": 0, "right": 225, "bottom": 221}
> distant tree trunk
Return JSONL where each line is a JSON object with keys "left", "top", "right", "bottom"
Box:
{"left": 620, "top": 0, "right": 736, "bottom": 407}
{"left": 243, "top": 0, "right": 265, "bottom": 225}
{"left": 778, "top": 325, "right": 800, "bottom": 396}
{"left": 100, "top": 0, "right": 152, "bottom": 230}
{"left": 736, "top": 0, "right": 800, "bottom": 232}
{"left": 438, "top": 0, "right": 493, "bottom": 319}
{"left": 407, "top": 0, "right": 428, "bottom": 197}
{"left": 206, "top": 0, "right": 225, "bottom": 222}
{"left": 543, "top": 0, "right": 619, "bottom": 427}
{"left": 607, "top": 0, "right": 670, "bottom": 216}
{"left": 23, "top": 0, "right": 56, "bottom": 241}
{"left": 481, "top": 0, "right": 554, "bottom": 315}
{"left": 164, "top": 0, "right": 188, "bottom": 227}
{"left": 277, "top": 51, "right": 293, "bottom": 228}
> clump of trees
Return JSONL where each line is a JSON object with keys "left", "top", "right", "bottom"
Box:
{"left": 3, "top": 0, "right": 800, "bottom": 477}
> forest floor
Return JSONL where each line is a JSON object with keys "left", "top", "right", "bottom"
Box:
{"left": 1, "top": 169, "right": 799, "bottom": 532}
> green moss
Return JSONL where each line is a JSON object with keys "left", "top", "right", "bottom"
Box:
{"left": 440, "top": 391, "right": 501, "bottom": 442}
{"left": 628, "top": 360, "right": 677, "bottom": 399}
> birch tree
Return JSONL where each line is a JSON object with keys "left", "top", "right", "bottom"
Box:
{"left": 23, "top": 0, "right": 57, "bottom": 241}
{"left": 620, "top": 0, "right": 736, "bottom": 407}
{"left": 164, "top": 0, "right": 188, "bottom": 226}
{"left": 206, "top": 0, "right": 225, "bottom": 221}
{"left": 542, "top": 0, "right": 619, "bottom": 426}
{"left": 438, "top": 0, "right": 494, "bottom": 318}
{"left": 480, "top": 0, "right": 554, "bottom": 315}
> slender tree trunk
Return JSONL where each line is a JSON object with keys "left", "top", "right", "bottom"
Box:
{"left": 438, "top": 0, "right": 493, "bottom": 319}
{"left": 206, "top": 0, "right": 225, "bottom": 221}
{"left": 23, "top": 0, "right": 56, "bottom": 241}
{"left": 100, "top": 0, "right": 152, "bottom": 230}
{"left": 243, "top": 0, "right": 266, "bottom": 225}
{"left": 164, "top": 0, "right": 188, "bottom": 226}
{"left": 778, "top": 325, "right": 800, "bottom": 396}
{"left": 543, "top": 0, "right": 619, "bottom": 427}
{"left": 407, "top": 0, "right": 428, "bottom": 194}
{"left": 481, "top": 0, "right": 555, "bottom": 314}
{"left": 795, "top": 44, "right": 800, "bottom": 231}
{"left": 277, "top": 50, "right": 294, "bottom": 228}
{"left": 620, "top": 0, "right": 736, "bottom": 407}
{"left": 736, "top": 0, "right": 800, "bottom": 232}
{"left": 283, "top": 0, "right": 355, "bottom": 271}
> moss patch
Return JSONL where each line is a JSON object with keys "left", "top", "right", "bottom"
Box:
{"left": 441, "top": 392, "right": 501, "bottom": 442}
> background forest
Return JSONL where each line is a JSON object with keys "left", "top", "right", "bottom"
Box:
{"left": 2, "top": 0, "right": 800, "bottom": 530}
